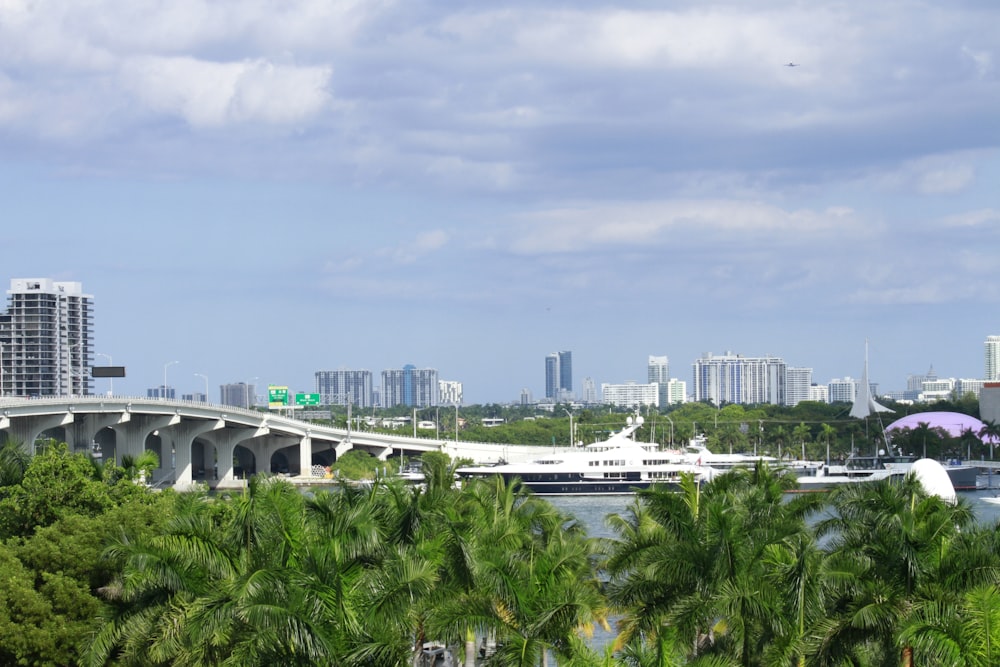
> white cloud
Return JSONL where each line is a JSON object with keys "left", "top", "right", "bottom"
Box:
{"left": 376, "top": 229, "right": 450, "bottom": 264}
{"left": 507, "top": 200, "right": 867, "bottom": 254}
{"left": 919, "top": 163, "right": 975, "bottom": 195}
{"left": 962, "top": 45, "right": 994, "bottom": 78}
{"left": 942, "top": 208, "right": 1000, "bottom": 227}
{"left": 120, "top": 56, "right": 332, "bottom": 127}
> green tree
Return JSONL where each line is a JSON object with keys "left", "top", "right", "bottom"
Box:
{"left": 813, "top": 476, "right": 983, "bottom": 666}
{"left": 605, "top": 466, "right": 823, "bottom": 666}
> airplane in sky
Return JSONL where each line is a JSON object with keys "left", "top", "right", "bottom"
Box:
{"left": 785, "top": 62, "right": 800, "bottom": 67}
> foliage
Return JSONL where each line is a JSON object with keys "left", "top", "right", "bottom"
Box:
{"left": 328, "top": 448, "right": 392, "bottom": 480}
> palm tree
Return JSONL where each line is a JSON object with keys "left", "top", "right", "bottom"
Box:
{"left": 605, "top": 465, "right": 823, "bottom": 666}
{"left": 0, "top": 439, "right": 30, "bottom": 488}
{"left": 813, "top": 475, "right": 984, "bottom": 667}
{"left": 978, "top": 419, "right": 1000, "bottom": 460}
{"left": 427, "top": 476, "right": 608, "bottom": 667}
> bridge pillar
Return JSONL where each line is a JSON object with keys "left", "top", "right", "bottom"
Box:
{"left": 112, "top": 414, "right": 181, "bottom": 476}
{"left": 159, "top": 418, "right": 225, "bottom": 490}
{"left": 6, "top": 413, "right": 74, "bottom": 454}
{"left": 200, "top": 425, "right": 268, "bottom": 489}
{"left": 299, "top": 434, "right": 313, "bottom": 478}
{"left": 67, "top": 412, "right": 127, "bottom": 454}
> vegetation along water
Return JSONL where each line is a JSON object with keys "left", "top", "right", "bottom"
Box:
{"left": 3, "top": 436, "right": 1000, "bottom": 666}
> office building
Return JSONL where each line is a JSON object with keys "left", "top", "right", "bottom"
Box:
{"left": 827, "top": 377, "right": 858, "bottom": 404}
{"left": 182, "top": 392, "right": 207, "bottom": 403}
{"left": 809, "top": 384, "right": 829, "bottom": 403}
{"left": 785, "top": 367, "right": 813, "bottom": 407}
{"left": 582, "top": 377, "right": 598, "bottom": 404}
{"left": 382, "top": 365, "right": 439, "bottom": 407}
{"left": 148, "top": 386, "right": 175, "bottom": 399}
{"left": 691, "top": 352, "right": 786, "bottom": 406}
{"left": 986, "top": 336, "right": 1000, "bottom": 381}
{"left": 221, "top": 382, "right": 256, "bottom": 409}
{"left": 439, "top": 380, "right": 463, "bottom": 406}
{"left": 648, "top": 355, "right": 670, "bottom": 407}
{"left": 0, "top": 278, "right": 93, "bottom": 397}
{"left": 315, "top": 369, "right": 373, "bottom": 407}
{"left": 544, "top": 350, "right": 573, "bottom": 401}
{"left": 956, "top": 378, "right": 985, "bottom": 399}
{"left": 666, "top": 379, "right": 687, "bottom": 405}
{"left": 601, "top": 381, "right": 659, "bottom": 408}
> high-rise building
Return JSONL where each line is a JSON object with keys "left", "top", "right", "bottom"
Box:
{"left": 382, "top": 365, "right": 439, "bottom": 407}
{"left": 601, "top": 381, "right": 659, "bottom": 408}
{"left": 986, "top": 336, "right": 1000, "bottom": 381}
{"left": 582, "top": 377, "right": 598, "bottom": 404}
{"left": 147, "top": 386, "right": 176, "bottom": 399}
{"left": 439, "top": 380, "right": 463, "bottom": 406}
{"left": 315, "top": 369, "right": 373, "bottom": 407}
{"left": 827, "top": 377, "right": 858, "bottom": 404}
{"left": 666, "top": 379, "right": 687, "bottom": 405}
{"left": 692, "top": 352, "right": 786, "bottom": 406}
{"left": 544, "top": 351, "right": 573, "bottom": 400}
{"left": 648, "top": 355, "right": 670, "bottom": 407}
{"left": 785, "top": 367, "right": 813, "bottom": 407}
{"left": 221, "top": 382, "right": 256, "bottom": 409}
{"left": 0, "top": 278, "right": 93, "bottom": 397}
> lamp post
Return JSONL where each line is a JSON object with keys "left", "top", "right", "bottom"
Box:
{"left": 194, "top": 373, "right": 209, "bottom": 403}
{"left": 163, "top": 361, "right": 179, "bottom": 400}
{"left": 96, "top": 353, "right": 113, "bottom": 395}
{"left": 455, "top": 403, "right": 459, "bottom": 442}
{"left": 563, "top": 408, "right": 574, "bottom": 447}
{"left": 666, "top": 415, "right": 674, "bottom": 448}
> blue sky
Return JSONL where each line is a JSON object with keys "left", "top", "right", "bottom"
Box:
{"left": 2, "top": 0, "right": 998, "bottom": 404}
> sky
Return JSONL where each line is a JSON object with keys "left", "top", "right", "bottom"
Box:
{"left": 1, "top": 0, "right": 998, "bottom": 404}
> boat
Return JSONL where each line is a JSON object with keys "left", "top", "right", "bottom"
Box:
{"left": 682, "top": 437, "right": 824, "bottom": 477}
{"left": 455, "top": 413, "right": 715, "bottom": 495}
{"left": 981, "top": 496, "right": 1000, "bottom": 505}
{"left": 795, "top": 342, "right": 979, "bottom": 492}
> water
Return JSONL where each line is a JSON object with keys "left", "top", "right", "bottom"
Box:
{"left": 549, "top": 488, "right": 1000, "bottom": 538}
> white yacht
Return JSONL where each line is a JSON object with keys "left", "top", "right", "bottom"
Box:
{"left": 455, "top": 414, "right": 715, "bottom": 495}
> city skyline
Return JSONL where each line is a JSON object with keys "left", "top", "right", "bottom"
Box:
{"left": 1, "top": 2, "right": 997, "bottom": 404}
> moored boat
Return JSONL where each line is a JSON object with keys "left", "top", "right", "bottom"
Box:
{"left": 455, "top": 414, "right": 714, "bottom": 495}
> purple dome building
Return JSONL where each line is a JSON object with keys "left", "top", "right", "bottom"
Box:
{"left": 885, "top": 411, "right": 998, "bottom": 445}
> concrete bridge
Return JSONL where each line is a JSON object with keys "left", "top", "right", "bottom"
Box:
{"left": 0, "top": 396, "right": 542, "bottom": 490}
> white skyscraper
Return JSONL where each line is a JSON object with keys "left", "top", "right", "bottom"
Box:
{"left": 692, "top": 352, "right": 786, "bottom": 406}
{"left": 601, "top": 381, "right": 659, "bottom": 408}
{"left": 1, "top": 278, "right": 93, "bottom": 397}
{"left": 648, "top": 355, "right": 669, "bottom": 407}
{"left": 785, "top": 367, "right": 813, "bottom": 407}
{"left": 986, "top": 336, "right": 1000, "bottom": 381}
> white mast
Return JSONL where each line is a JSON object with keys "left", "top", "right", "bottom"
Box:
{"left": 849, "top": 340, "right": 893, "bottom": 420}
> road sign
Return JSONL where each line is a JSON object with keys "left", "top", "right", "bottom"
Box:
{"left": 268, "top": 385, "right": 289, "bottom": 408}
{"left": 295, "top": 393, "right": 321, "bottom": 406}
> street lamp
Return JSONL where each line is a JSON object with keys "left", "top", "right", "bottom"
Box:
{"left": 96, "top": 353, "right": 113, "bottom": 395}
{"left": 563, "top": 408, "right": 574, "bottom": 447}
{"left": 194, "top": 373, "right": 209, "bottom": 403}
{"left": 666, "top": 415, "right": 674, "bottom": 448}
{"left": 163, "top": 361, "right": 179, "bottom": 400}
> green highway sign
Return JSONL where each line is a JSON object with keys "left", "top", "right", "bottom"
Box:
{"left": 268, "top": 385, "right": 289, "bottom": 408}
{"left": 295, "top": 393, "right": 321, "bottom": 406}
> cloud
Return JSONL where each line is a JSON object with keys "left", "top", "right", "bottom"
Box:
{"left": 120, "top": 56, "right": 332, "bottom": 127}
{"left": 370, "top": 229, "right": 451, "bottom": 265}
{"left": 942, "top": 209, "right": 1000, "bottom": 227}
{"left": 506, "top": 200, "right": 867, "bottom": 254}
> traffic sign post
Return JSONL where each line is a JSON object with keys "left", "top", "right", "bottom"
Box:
{"left": 268, "top": 386, "right": 289, "bottom": 408}
{"left": 295, "top": 393, "right": 321, "bottom": 406}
